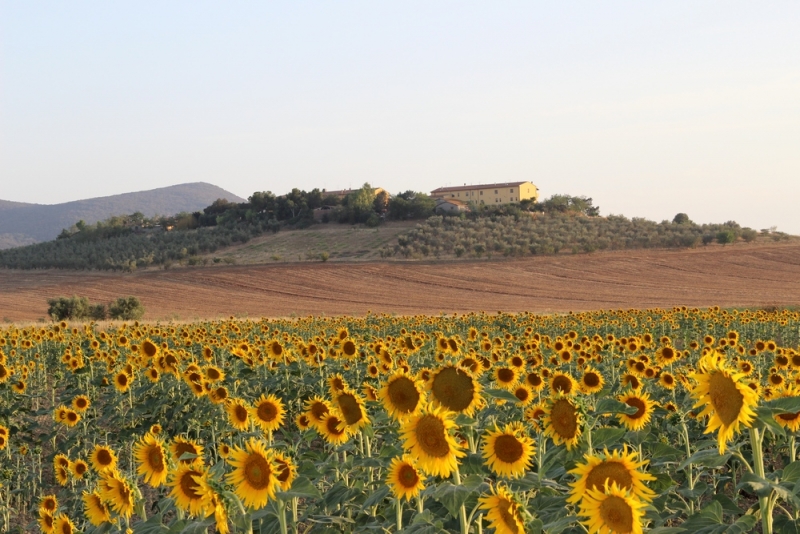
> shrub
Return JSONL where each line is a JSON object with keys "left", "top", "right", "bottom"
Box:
{"left": 741, "top": 228, "right": 758, "bottom": 243}
{"left": 320, "top": 251, "right": 330, "bottom": 262}
{"left": 716, "top": 230, "right": 736, "bottom": 245}
{"left": 108, "top": 297, "right": 145, "bottom": 321}
{"left": 47, "top": 296, "right": 91, "bottom": 321}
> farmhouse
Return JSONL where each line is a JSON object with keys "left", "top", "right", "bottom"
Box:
{"left": 434, "top": 198, "right": 470, "bottom": 214}
{"left": 430, "top": 181, "right": 538, "bottom": 205}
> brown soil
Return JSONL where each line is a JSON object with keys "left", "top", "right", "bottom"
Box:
{"left": 2, "top": 242, "right": 800, "bottom": 322}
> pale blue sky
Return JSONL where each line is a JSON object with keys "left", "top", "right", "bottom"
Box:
{"left": 2, "top": 2, "right": 799, "bottom": 232}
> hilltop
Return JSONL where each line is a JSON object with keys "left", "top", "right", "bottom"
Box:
{"left": 0, "top": 182, "right": 244, "bottom": 249}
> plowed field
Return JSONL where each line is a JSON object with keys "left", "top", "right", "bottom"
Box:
{"left": 2, "top": 242, "right": 800, "bottom": 322}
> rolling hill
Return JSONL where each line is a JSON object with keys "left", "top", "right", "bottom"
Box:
{"left": 0, "top": 182, "right": 244, "bottom": 249}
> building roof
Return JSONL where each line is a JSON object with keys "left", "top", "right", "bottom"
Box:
{"left": 435, "top": 198, "right": 469, "bottom": 207}
{"left": 430, "top": 181, "right": 531, "bottom": 194}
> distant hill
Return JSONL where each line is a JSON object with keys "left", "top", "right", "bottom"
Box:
{"left": 0, "top": 183, "right": 244, "bottom": 249}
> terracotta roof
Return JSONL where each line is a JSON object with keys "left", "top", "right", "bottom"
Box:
{"left": 430, "top": 181, "right": 531, "bottom": 194}
{"left": 436, "top": 198, "right": 469, "bottom": 207}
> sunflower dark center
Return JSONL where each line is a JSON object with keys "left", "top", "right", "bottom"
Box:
{"left": 624, "top": 397, "right": 646, "bottom": 419}
{"left": 179, "top": 470, "right": 202, "bottom": 499}
{"left": 586, "top": 461, "right": 634, "bottom": 492}
{"left": 148, "top": 446, "right": 164, "bottom": 471}
{"left": 235, "top": 405, "right": 248, "bottom": 422}
{"left": 553, "top": 375, "right": 573, "bottom": 393}
{"left": 709, "top": 372, "right": 745, "bottom": 426}
{"left": 388, "top": 377, "right": 420, "bottom": 413}
{"left": 494, "top": 434, "right": 524, "bottom": 463}
{"left": 431, "top": 367, "right": 475, "bottom": 412}
{"left": 583, "top": 373, "right": 600, "bottom": 388}
{"left": 550, "top": 399, "right": 578, "bottom": 439}
{"left": 97, "top": 449, "right": 112, "bottom": 465}
{"left": 398, "top": 464, "right": 419, "bottom": 488}
{"left": 258, "top": 402, "right": 278, "bottom": 422}
{"left": 416, "top": 415, "right": 450, "bottom": 458}
{"left": 244, "top": 454, "right": 272, "bottom": 490}
{"left": 337, "top": 394, "right": 363, "bottom": 425}
{"left": 497, "top": 368, "right": 515, "bottom": 383}
{"left": 599, "top": 495, "right": 634, "bottom": 533}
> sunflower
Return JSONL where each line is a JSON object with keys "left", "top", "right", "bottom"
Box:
{"left": 493, "top": 366, "right": 519, "bottom": 389}
{"left": 113, "top": 371, "right": 132, "bottom": 393}
{"left": 141, "top": 339, "right": 160, "bottom": 359}
{"left": 568, "top": 446, "right": 656, "bottom": 504}
{"left": 251, "top": 394, "right": 285, "bottom": 433}
{"left": 194, "top": 474, "right": 230, "bottom": 534}
{"left": 379, "top": 371, "right": 424, "bottom": 420}
{"left": 72, "top": 395, "right": 90, "bottom": 412}
{"left": 550, "top": 371, "right": 578, "bottom": 396}
{"left": 525, "top": 372, "right": 545, "bottom": 392}
{"left": 772, "top": 387, "right": 800, "bottom": 431}
{"left": 226, "top": 398, "right": 252, "bottom": 431}
{"left": 617, "top": 391, "right": 655, "bottom": 431}
{"left": 295, "top": 413, "right": 312, "bottom": 431}
{"left": 98, "top": 469, "right": 135, "bottom": 518}
{"left": 428, "top": 365, "right": 482, "bottom": 416}
{"left": 82, "top": 491, "right": 112, "bottom": 526}
{"left": 542, "top": 395, "right": 583, "bottom": 450}
{"left": 169, "top": 463, "right": 209, "bottom": 516}
{"left": 386, "top": 455, "right": 426, "bottom": 501}
{"left": 579, "top": 481, "right": 647, "bottom": 534}
{"left": 53, "top": 514, "right": 76, "bottom": 534}
{"left": 658, "top": 372, "right": 677, "bottom": 390}
{"left": 328, "top": 373, "right": 349, "bottom": 397}
{"left": 690, "top": 353, "right": 759, "bottom": 453}
{"left": 170, "top": 437, "right": 205, "bottom": 465}
{"left": 319, "top": 411, "right": 353, "bottom": 446}
{"left": 38, "top": 510, "right": 55, "bottom": 534}
{"left": 524, "top": 403, "right": 547, "bottom": 431}
{"left": 478, "top": 484, "right": 526, "bottom": 534}
{"left": 54, "top": 464, "right": 69, "bottom": 485}
{"left": 63, "top": 410, "right": 80, "bottom": 427}
{"left": 305, "top": 396, "right": 332, "bottom": 426}
{"left": 204, "top": 364, "right": 225, "bottom": 382}
{"left": 226, "top": 437, "right": 279, "bottom": 509}
{"left": 273, "top": 451, "right": 298, "bottom": 491}
{"left": 334, "top": 389, "right": 369, "bottom": 429}
{"left": 40, "top": 494, "right": 58, "bottom": 514}
{"left": 90, "top": 445, "right": 117, "bottom": 473}
{"left": 133, "top": 433, "right": 168, "bottom": 487}
{"left": 70, "top": 459, "right": 88, "bottom": 479}
{"left": 512, "top": 384, "right": 533, "bottom": 406}
{"left": 580, "top": 367, "right": 605, "bottom": 394}
{"left": 399, "top": 404, "right": 465, "bottom": 478}
{"left": 481, "top": 424, "right": 535, "bottom": 479}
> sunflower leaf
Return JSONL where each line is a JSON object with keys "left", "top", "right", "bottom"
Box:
{"left": 278, "top": 476, "right": 322, "bottom": 500}
{"left": 678, "top": 448, "right": 731, "bottom": 470}
{"left": 360, "top": 485, "right": 389, "bottom": 509}
{"left": 764, "top": 396, "right": 800, "bottom": 413}
{"left": 485, "top": 388, "right": 521, "bottom": 403}
{"left": 591, "top": 427, "right": 626, "bottom": 448}
{"left": 782, "top": 461, "right": 800, "bottom": 484}
{"left": 594, "top": 398, "right": 638, "bottom": 415}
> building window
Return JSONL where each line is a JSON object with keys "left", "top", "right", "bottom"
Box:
{"left": 451, "top": 194, "right": 455, "bottom": 198}
{"left": 494, "top": 189, "right": 498, "bottom": 194}
{"left": 510, "top": 188, "right": 514, "bottom": 193}
{"left": 480, "top": 191, "right": 483, "bottom": 195}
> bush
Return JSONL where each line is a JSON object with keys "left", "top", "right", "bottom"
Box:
{"left": 88, "top": 304, "right": 107, "bottom": 321}
{"left": 740, "top": 228, "right": 758, "bottom": 243}
{"left": 320, "top": 251, "right": 330, "bottom": 262}
{"left": 716, "top": 230, "right": 736, "bottom": 245}
{"left": 108, "top": 297, "right": 145, "bottom": 321}
{"left": 47, "top": 296, "right": 91, "bottom": 321}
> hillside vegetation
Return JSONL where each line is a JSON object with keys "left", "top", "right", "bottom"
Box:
{"left": 383, "top": 211, "right": 787, "bottom": 259}
{"left": 0, "top": 182, "right": 244, "bottom": 248}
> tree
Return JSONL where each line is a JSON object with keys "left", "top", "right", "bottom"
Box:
{"left": 109, "top": 296, "right": 145, "bottom": 320}
{"left": 716, "top": 230, "right": 736, "bottom": 246}
{"left": 373, "top": 190, "right": 390, "bottom": 214}
{"left": 47, "top": 296, "right": 90, "bottom": 321}
{"left": 673, "top": 213, "right": 691, "bottom": 224}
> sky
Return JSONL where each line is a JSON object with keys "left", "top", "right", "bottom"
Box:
{"left": 2, "top": 2, "right": 799, "bottom": 232}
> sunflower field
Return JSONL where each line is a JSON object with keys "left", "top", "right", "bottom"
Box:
{"left": 2, "top": 306, "right": 800, "bottom": 534}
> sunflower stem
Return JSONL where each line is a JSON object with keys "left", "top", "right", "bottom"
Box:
{"left": 396, "top": 498, "right": 403, "bottom": 530}
{"left": 417, "top": 496, "right": 424, "bottom": 514}
{"left": 749, "top": 426, "right": 773, "bottom": 534}
{"left": 453, "top": 466, "right": 469, "bottom": 534}
{"left": 791, "top": 435, "right": 796, "bottom": 464}
{"left": 680, "top": 420, "right": 695, "bottom": 514}
{"left": 278, "top": 498, "right": 288, "bottom": 534}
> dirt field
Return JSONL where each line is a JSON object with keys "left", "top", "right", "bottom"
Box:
{"left": 2, "top": 242, "right": 800, "bottom": 322}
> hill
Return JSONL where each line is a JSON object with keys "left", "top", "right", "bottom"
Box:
{"left": 0, "top": 241, "right": 798, "bottom": 322}
{"left": 0, "top": 182, "right": 244, "bottom": 249}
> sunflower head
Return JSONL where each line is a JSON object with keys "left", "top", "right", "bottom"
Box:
{"left": 478, "top": 484, "right": 526, "bottom": 534}
{"left": 251, "top": 394, "right": 285, "bottom": 433}
{"left": 568, "top": 445, "right": 656, "bottom": 505}
{"left": 386, "top": 454, "right": 426, "bottom": 501}
{"left": 399, "top": 404, "right": 465, "bottom": 478}
{"left": 542, "top": 395, "right": 583, "bottom": 450}
{"left": 579, "top": 481, "right": 648, "bottom": 534}
{"left": 481, "top": 424, "right": 535, "bottom": 479}
{"left": 226, "top": 437, "right": 279, "bottom": 510}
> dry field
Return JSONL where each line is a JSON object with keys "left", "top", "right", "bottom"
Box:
{"left": 2, "top": 241, "right": 800, "bottom": 322}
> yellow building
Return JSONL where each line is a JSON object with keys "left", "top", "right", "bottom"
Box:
{"left": 430, "top": 181, "right": 538, "bottom": 205}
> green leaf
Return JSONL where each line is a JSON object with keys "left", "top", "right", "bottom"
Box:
{"left": 433, "top": 475, "right": 487, "bottom": 518}
{"left": 679, "top": 501, "right": 723, "bottom": 531}
{"left": 649, "top": 442, "right": 685, "bottom": 462}
{"left": 737, "top": 472, "right": 800, "bottom": 507}
{"left": 764, "top": 396, "right": 800, "bottom": 413}
{"left": 648, "top": 528, "right": 687, "bottom": 534}
{"left": 361, "top": 485, "right": 389, "bottom": 509}
{"left": 678, "top": 448, "right": 731, "bottom": 470}
{"left": 783, "top": 461, "right": 800, "bottom": 484}
{"left": 485, "top": 388, "right": 521, "bottom": 403}
{"left": 277, "top": 476, "right": 321, "bottom": 500}
{"left": 755, "top": 406, "right": 787, "bottom": 437}
{"left": 591, "top": 427, "right": 626, "bottom": 448}
{"left": 774, "top": 515, "right": 800, "bottom": 534}
{"left": 595, "top": 398, "right": 638, "bottom": 415}
{"left": 541, "top": 514, "right": 578, "bottom": 534}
